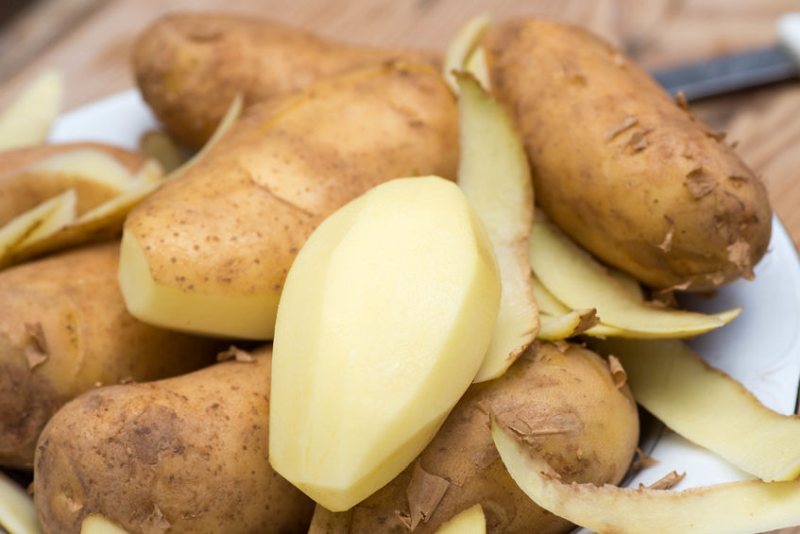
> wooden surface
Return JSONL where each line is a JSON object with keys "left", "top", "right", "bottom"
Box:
{"left": 1, "top": 1, "right": 799, "bottom": 532}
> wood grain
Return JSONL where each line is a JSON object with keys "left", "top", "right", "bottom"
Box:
{"left": 1, "top": 1, "right": 799, "bottom": 532}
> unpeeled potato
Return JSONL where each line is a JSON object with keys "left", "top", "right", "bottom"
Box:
{"left": 34, "top": 347, "right": 314, "bottom": 534}
{"left": 309, "top": 341, "right": 639, "bottom": 533}
{"left": 133, "top": 12, "right": 439, "bottom": 148}
{"left": 0, "top": 242, "right": 221, "bottom": 469}
{"left": 120, "top": 62, "right": 459, "bottom": 340}
{"left": 477, "top": 18, "right": 771, "bottom": 291}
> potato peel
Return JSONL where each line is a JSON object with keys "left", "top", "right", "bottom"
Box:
{"left": 594, "top": 338, "right": 800, "bottom": 482}
{"left": 529, "top": 213, "right": 740, "bottom": 337}
{"left": 0, "top": 189, "right": 76, "bottom": 265}
{"left": 0, "top": 70, "right": 62, "bottom": 151}
{"left": 0, "top": 472, "right": 41, "bottom": 534}
{"left": 456, "top": 73, "right": 538, "bottom": 382}
{"left": 443, "top": 15, "right": 491, "bottom": 92}
{"left": 492, "top": 420, "right": 800, "bottom": 534}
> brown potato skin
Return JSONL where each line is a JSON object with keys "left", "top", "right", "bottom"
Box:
{"left": 34, "top": 347, "right": 314, "bottom": 534}
{"left": 0, "top": 243, "right": 220, "bottom": 469}
{"left": 309, "top": 342, "right": 639, "bottom": 534}
{"left": 482, "top": 18, "right": 772, "bottom": 291}
{"left": 133, "top": 13, "right": 439, "bottom": 149}
{"left": 0, "top": 143, "right": 145, "bottom": 226}
{"left": 125, "top": 62, "right": 458, "bottom": 338}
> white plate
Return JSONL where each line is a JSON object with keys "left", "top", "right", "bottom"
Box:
{"left": 53, "top": 89, "right": 800, "bottom": 513}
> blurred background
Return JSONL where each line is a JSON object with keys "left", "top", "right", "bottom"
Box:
{"left": 0, "top": 0, "right": 798, "bottom": 242}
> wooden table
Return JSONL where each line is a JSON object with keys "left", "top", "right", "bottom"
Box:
{"left": 2, "top": 1, "right": 799, "bottom": 532}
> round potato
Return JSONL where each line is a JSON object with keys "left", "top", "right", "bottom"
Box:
{"left": 480, "top": 18, "right": 771, "bottom": 291}
{"left": 34, "top": 347, "right": 314, "bottom": 534}
{"left": 133, "top": 12, "right": 438, "bottom": 148}
{"left": 309, "top": 341, "right": 639, "bottom": 533}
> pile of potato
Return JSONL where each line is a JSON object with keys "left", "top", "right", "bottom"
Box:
{"left": 0, "top": 11, "right": 795, "bottom": 534}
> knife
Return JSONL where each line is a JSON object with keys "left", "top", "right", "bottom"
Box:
{"left": 652, "top": 13, "right": 800, "bottom": 101}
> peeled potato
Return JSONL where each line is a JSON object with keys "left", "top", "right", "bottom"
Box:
{"left": 435, "top": 505, "right": 486, "bottom": 534}
{"left": 270, "top": 177, "right": 501, "bottom": 511}
{"left": 0, "top": 472, "right": 40, "bottom": 534}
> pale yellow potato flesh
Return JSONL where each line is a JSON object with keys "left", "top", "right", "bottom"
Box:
{"left": 457, "top": 73, "right": 537, "bottom": 382}
{"left": 0, "top": 70, "right": 62, "bottom": 151}
{"left": 0, "top": 473, "right": 41, "bottom": 534}
{"left": 270, "top": 177, "right": 501, "bottom": 511}
{"left": 80, "top": 516, "right": 128, "bottom": 534}
{"left": 119, "top": 227, "right": 276, "bottom": 339}
{"left": 0, "top": 190, "right": 76, "bottom": 264}
{"left": 443, "top": 15, "right": 491, "bottom": 92}
{"left": 595, "top": 338, "right": 800, "bottom": 482}
{"left": 529, "top": 214, "right": 740, "bottom": 337}
{"left": 15, "top": 190, "right": 77, "bottom": 248}
{"left": 493, "top": 420, "right": 800, "bottom": 534}
{"left": 435, "top": 504, "right": 486, "bottom": 534}
{"left": 538, "top": 309, "right": 597, "bottom": 341}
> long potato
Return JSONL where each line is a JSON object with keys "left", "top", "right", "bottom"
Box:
{"left": 133, "top": 13, "right": 438, "bottom": 148}
{"left": 34, "top": 347, "right": 314, "bottom": 534}
{"left": 120, "top": 62, "right": 459, "bottom": 340}
{"left": 0, "top": 243, "right": 221, "bottom": 468}
{"left": 478, "top": 18, "right": 771, "bottom": 291}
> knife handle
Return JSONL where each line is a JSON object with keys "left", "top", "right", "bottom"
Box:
{"left": 778, "top": 13, "right": 800, "bottom": 64}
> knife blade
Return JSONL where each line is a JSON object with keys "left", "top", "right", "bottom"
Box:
{"left": 651, "top": 13, "right": 800, "bottom": 101}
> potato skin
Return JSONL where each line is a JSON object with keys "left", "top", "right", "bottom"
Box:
{"left": 0, "top": 143, "right": 145, "bottom": 226}
{"left": 34, "top": 347, "right": 314, "bottom": 534}
{"left": 309, "top": 342, "right": 639, "bottom": 534}
{"left": 0, "top": 243, "right": 220, "bottom": 469}
{"left": 133, "top": 13, "right": 438, "bottom": 148}
{"left": 483, "top": 18, "right": 771, "bottom": 291}
{"left": 125, "top": 61, "right": 458, "bottom": 339}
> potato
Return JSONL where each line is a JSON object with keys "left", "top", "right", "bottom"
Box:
{"left": 34, "top": 347, "right": 315, "bottom": 534}
{"left": 308, "top": 341, "right": 639, "bottom": 533}
{"left": 479, "top": 18, "right": 772, "bottom": 291}
{"left": 0, "top": 143, "right": 146, "bottom": 227}
{"left": 270, "top": 177, "right": 501, "bottom": 511}
{"left": 0, "top": 242, "right": 220, "bottom": 469}
{"left": 133, "top": 13, "right": 438, "bottom": 148}
{"left": 120, "top": 62, "right": 459, "bottom": 340}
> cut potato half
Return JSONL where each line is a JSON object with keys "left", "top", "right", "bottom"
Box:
{"left": 80, "top": 515, "right": 128, "bottom": 534}
{"left": 270, "top": 177, "right": 501, "bottom": 511}
{"left": 529, "top": 214, "right": 740, "bottom": 338}
{"left": 0, "top": 190, "right": 76, "bottom": 264}
{"left": 457, "top": 73, "right": 537, "bottom": 382}
{"left": 492, "top": 420, "right": 800, "bottom": 534}
{"left": 0, "top": 473, "right": 41, "bottom": 534}
{"left": 0, "top": 70, "right": 62, "bottom": 151}
{"left": 435, "top": 504, "right": 486, "bottom": 534}
{"left": 595, "top": 338, "right": 800, "bottom": 482}
{"left": 443, "top": 15, "right": 491, "bottom": 92}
